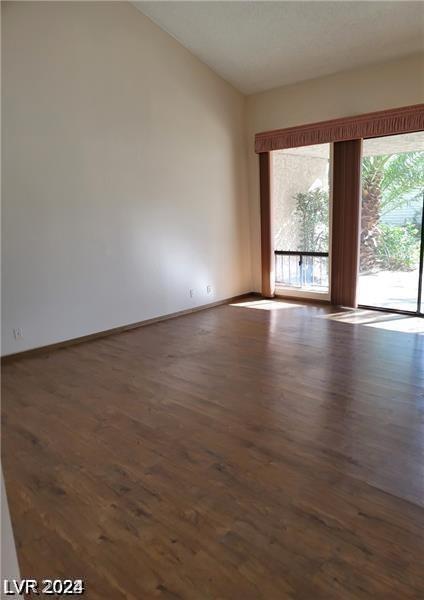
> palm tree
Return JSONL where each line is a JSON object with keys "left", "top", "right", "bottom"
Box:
{"left": 360, "top": 151, "right": 424, "bottom": 271}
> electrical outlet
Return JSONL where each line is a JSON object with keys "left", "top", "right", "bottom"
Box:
{"left": 206, "top": 285, "right": 212, "bottom": 295}
{"left": 189, "top": 289, "right": 195, "bottom": 298}
{"left": 13, "top": 327, "right": 24, "bottom": 340}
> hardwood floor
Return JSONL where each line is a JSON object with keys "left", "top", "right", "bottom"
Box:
{"left": 2, "top": 298, "right": 424, "bottom": 599}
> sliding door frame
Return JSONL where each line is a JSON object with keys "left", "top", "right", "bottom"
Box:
{"left": 417, "top": 194, "right": 424, "bottom": 315}
{"left": 257, "top": 104, "right": 424, "bottom": 309}
{"left": 358, "top": 190, "right": 424, "bottom": 318}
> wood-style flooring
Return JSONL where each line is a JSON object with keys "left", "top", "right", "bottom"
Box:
{"left": 2, "top": 298, "right": 424, "bottom": 599}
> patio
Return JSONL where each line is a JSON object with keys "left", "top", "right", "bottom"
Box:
{"left": 358, "top": 269, "right": 421, "bottom": 312}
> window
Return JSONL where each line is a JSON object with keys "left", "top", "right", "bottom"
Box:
{"left": 272, "top": 143, "right": 331, "bottom": 294}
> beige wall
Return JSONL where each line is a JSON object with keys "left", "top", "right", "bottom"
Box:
{"left": 1, "top": 1, "right": 251, "bottom": 355}
{"left": 247, "top": 53, "right": 424, "bottom": 290}
{"left": 1, "top": 472, "right": 20, "bottom": 594}
{"left": 2, "top": 2, "right": 423, "bottom": 352}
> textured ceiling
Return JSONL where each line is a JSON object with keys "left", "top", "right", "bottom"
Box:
{"left": 133, "top": 1, "right": 424, "bottom": 95}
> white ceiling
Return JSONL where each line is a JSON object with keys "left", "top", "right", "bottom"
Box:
{"left": 133, "top": 1, "right": 424, "bottom": 95}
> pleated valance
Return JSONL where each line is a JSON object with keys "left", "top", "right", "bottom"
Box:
{"left": 254, "top": 104, "right": 424, "bottom": 153}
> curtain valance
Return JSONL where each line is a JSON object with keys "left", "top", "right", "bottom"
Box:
{"left": 254, "top": 104, "right": 424, "bottom": 153}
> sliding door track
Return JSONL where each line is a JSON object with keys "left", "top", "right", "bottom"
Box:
{"left": 358, "top": 304, "right": 424, "bottom": 318}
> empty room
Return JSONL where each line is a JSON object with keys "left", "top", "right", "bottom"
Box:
{"left": 1, "top": 1, "right": 424, "bottom": 598}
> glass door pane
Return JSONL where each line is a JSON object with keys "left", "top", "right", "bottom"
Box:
{"left": 272, "top": 143, "right": 330, "bottom": 294}
{"left": 358, "top": 132, "right": 424, "bottom": 312}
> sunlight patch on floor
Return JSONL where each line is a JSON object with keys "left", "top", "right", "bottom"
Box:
{"left": 365, "top": 317, "right": 424, "bottom": 333}
{"left": 230, "top": 299, "right": 302, "bottom": 310}
{"left": 322, "top": 309, "right": 424, "bottom": 333}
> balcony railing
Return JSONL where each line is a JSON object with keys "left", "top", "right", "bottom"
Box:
{"left": 275, "top": 251, "right": 329, "bottom": 291}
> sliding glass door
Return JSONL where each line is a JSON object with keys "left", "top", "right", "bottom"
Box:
{"left": 272, "top": 143, "right": 331, "bottom": 296}
{"left": 358, "top": 132, "right": 424, "bottom": 314}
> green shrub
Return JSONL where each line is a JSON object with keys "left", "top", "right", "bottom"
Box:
{"left": 293, "top": 189, "right": 329, "bottom": 252}
{"left": 377, "top": 223, "right": 420, "bottom": 271}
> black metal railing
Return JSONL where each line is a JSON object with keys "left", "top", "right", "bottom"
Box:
{"left": 275, "top": 251, "right": 329, "bottom": 290}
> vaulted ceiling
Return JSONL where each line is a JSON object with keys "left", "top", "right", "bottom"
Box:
{"left": 134, "top": 1, "right": 424, "bottom": 95}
